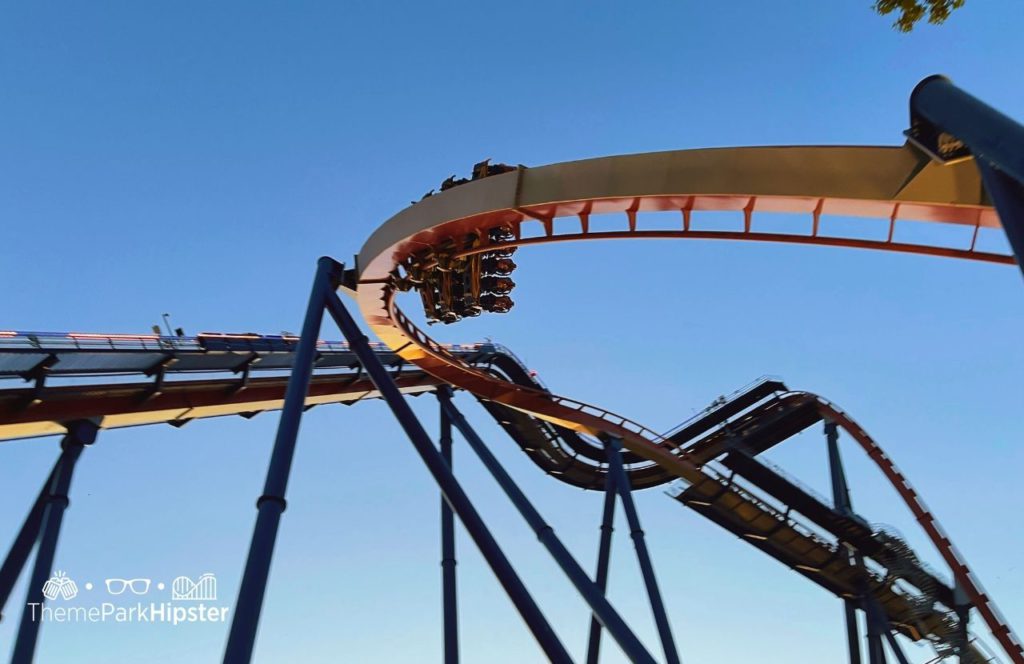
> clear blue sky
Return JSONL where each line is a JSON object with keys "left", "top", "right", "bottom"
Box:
{"left": 2, "top": 1, "right": 1023, "bottom": 662}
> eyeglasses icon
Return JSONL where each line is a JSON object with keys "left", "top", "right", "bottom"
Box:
{"left": 104, "top": 578, "right": 151, "bottom": 595}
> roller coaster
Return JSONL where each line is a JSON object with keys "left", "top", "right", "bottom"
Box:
{"left": 2, "top": 75, "right": 1023, "bottom": 663}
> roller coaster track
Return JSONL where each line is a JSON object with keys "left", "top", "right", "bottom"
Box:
{"left": 352, "top": 143, "right": 1023, "bottom": 662}
{"left": 5, "top": 78, "right": 1022, "bottom": 663}
{"left": 0, "top": 332, "right": 500, "bottom": 441}
{"left": 0, "top": 331, "right": 1009, "bottom": 661}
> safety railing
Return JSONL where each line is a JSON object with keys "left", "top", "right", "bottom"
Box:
{"left": 0, "top": 330, "right": 484, "bottom": 355}
{"left": 659, "top": 375, "right": 784, "bottom": 439}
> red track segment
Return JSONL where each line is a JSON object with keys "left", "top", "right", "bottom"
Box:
{"left": 355, "top": 144, "right": 1021, "bottom": 662}
{"left": 814, "top": 397, "right": 1023, "bottom": 662}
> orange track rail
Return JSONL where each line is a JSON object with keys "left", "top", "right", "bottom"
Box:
{"left": 354, "top": 144, "right": 1022, "bottom": 661}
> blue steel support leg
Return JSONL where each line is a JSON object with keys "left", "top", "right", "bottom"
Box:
{"left": 11, "top": 420, "right": 97, "bottom": 664}
{"left": 585, "top": 471, "right": 617, "bottom": 664}
{"left": 954, "top": 583, "right": 971, "bottom": 662}
{"left": 863, "top": 589, "right": 885, "bottom": 663}
{"left": 604, "top": 435, "right": 681, "bottom": 664}
{"left": 977, "top": 160, "right": 1024, "bottom": 277}
{"left": 223, "top": 257, "right": 338, "bottom": 664}
{"left": 826, "top": 423, "right": 891, "bottom": 664}
{"left": 864, "top": 599, "right": 910, "bottom": 664}
{"left": 323, "top": 287, "right": 572, "bottom": 664}
{"left": 438, "top": 390, "right": 657, "bottom": 664}
{"left": 842, "top": 594, "right": 862, "bottom": 664}
{"left": 439, "top": 399, "right": 459, "bottom": 664}
{"left": 826, "top": 422, "right": 863, "bottom": 664}
{"left": 863, "top": 586, "right": 885, "bottom": 663}
{"left": 909, "top": 75, "right": 1024, "bottom": 184}
{"left": 0, "top": 465, "right": 57, "bottom": 622}
{"left": 881, "top": 626, "right": 910, "bottom": 664}
{"left": 909, "top": 76, "right": 1024, "bottom": 275}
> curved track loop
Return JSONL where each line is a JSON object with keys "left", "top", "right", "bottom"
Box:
{"left": 355, "top": 144, "right": 1022, "bottom": 661}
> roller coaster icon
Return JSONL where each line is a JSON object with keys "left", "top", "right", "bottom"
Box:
{"left": 171, "top": 573, "right": 217, "bottom": 602}
{"left": 1, "top": 75, "right": 1023, "bottom": 663}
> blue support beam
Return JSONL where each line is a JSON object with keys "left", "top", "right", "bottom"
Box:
{"left": 910, "top": 76, "right": 1024, "bottom": 186}
{"left": 586, "top": 471, "right": 617, "bottom": 664}
{"left": 0, "top": 465, "right": 57, "bottom": 623}
{"left": 826, "top": 421, "right": 863, "bottom": 664}
{"left": 438, "top": 390, "right": 657, "bottom": 664}
{"left": 439, "top": 400, "right": 459, "bottom": 664}
{"left": 909, "top": 75, "right": 1024, "bottom": 275}
{"left": 865, "top": 600, "right": 910, "bottom": 664}
{"left": 323, "top": 281, "right": 572, "bottom": 664}
{"left": 865, "top": 607, "right": 887, "bottom": 664}
{"left": 977, "top": 160, "right": 1024, "bottom": 276}
{"left": 223, "top": 257, "right": 339, "bottom": 664}
{"left": 826, "top": 421, "right": 883, "bottom": 662}
{"left": 604, "top": 435, "right": 681, "bottom": 664}
{"left": 954, "top": 583, "right": 972, "bottom": 661}
{"left": 826, "top": 421, "right": 912, "bottom": 664}
{"left": 11, "top": 419, "right": 97, "bottom": 664}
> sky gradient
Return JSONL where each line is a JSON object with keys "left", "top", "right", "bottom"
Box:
{"left": 2, "top": 2, "right": 1023, "bottom": 662}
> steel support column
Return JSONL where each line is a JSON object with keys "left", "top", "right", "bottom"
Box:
{"left": 826, "top": 421, "right": 863, "bottom": 664}
{"left": 604, "top": 435, "right": 681, "bottom": 664}
{"left": 826, "top": 422, "right": 903, "bottom": 664}
{"left": 882, "top": 626, "right": 910, "bottom": 664}
{"left": 223, "top": 257, "right": 339, "bottom": 664}
{"left": 910, "top": 75, "right": 1024, "bottom": 188}
{"left": 0, "top": 465, "right": 57, "bottom": 622}
{"left": 977, "top": 160, "right": 1024, "bottom": 276}
{"left": 439, "top": 398, "right": 459, "bottom": 664}
{"left": 323, "top": 282, "right": 572, "bottom": 664}
{"left": 952, "top": 580, "right": 972, "bottom": 663}
{"left": 586, "top": 471, "right": 617, "bottom": 664}
{"left": 865, "top": 599, "right": 910, "bottom": 664}
{"left": 865, "top": 605, "right": 887, "bottom": 664}
{"left": 11, "top": 419, "right": 97, "bottom": 664}
{"left": 438, "top": 390, "right": 656, "bottom": 664}
{"left": 910, "top": 75, "right": 1024, "bottom": 274}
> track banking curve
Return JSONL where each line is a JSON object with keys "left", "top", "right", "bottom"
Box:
{"left": 354, "top": 144, "right": 1022, "bottom": 661}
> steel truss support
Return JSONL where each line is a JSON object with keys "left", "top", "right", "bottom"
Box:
{"left": 586, "top": 472, "right": 617, "bottom": 664}
{"left": 10, "top": 419, "right": 97, "bottom": 664}
{"left": 826, "top": 422, "right": 910, "bottom": 664}
{"left": 225, "top": 257, "right": 572, "bottom": 664}
{"left": 439, "top": 400, "right": 459, "bottom": 664}
{"left": 437, "top": 390, "right": 657, "bottom": 664}
{"left": 604, "top": 435, "right": 681, "bottom": 664}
